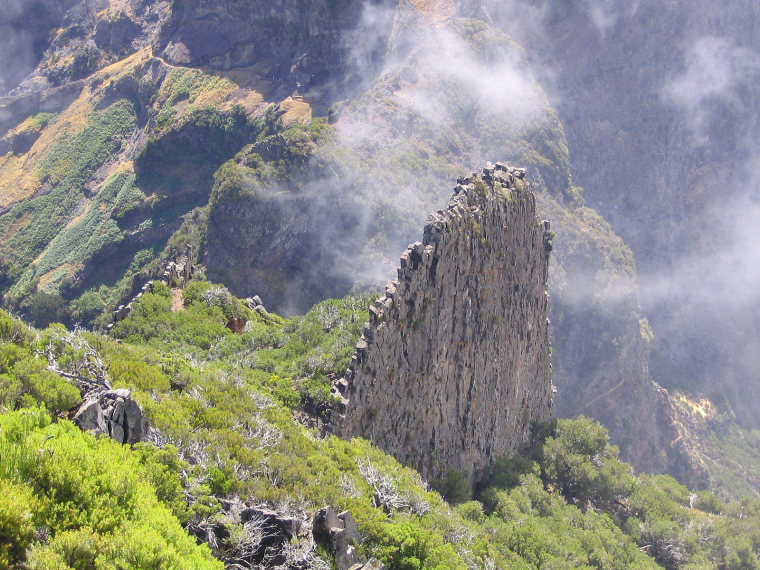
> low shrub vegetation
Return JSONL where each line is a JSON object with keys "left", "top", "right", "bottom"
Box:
{"left": 0, "top": 291, "right": 759, "bottom": 569}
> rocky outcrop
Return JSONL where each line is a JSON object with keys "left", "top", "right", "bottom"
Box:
{"left": 8, "top": 0, "right": 171, "bottom": 95}
{"left": 72, "top": 388, "right": 149, "bottom": 445}
{"left": 203, "top": 138, "right": 357, "bottom": 316}
{"left": 0, "top": 0, "right": 80, "bottom": 95}
{"left": 472, "top": 0, "right": 760, "bottom": 434}
{"left": 190, "top": 500, "right": 376, "bottom": 569}
{"left": 0, "top": 81, "right": 83, "bottom": 138}
{"left": 190, "top": 499, "right": 302, "bottom": 568}
{"left": 313, "top": 507, "right": 360, "bottom": 570}
{"left": 338, "top": 164, "right": 553, "bottom": 481}
{"left": 109, "top": 245, "right": 198, "bottom": 328}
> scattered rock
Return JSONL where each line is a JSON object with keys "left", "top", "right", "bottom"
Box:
{"left": 72, "top": 388, "right": 149, "bottom": 444}
{"left": 313, "top": 507, "right": 361, "bottom": 570}
{"left": 71, "top": 399, "right": 108, "bottom": 435}
{"left": 246, "top": 295, "right": 268, "bottom": 314}
{"left": 110, "top": 247, "right": 197, "bottom": 330}
{"left": 190, "top": 498, "right": 308, "bottom": 568}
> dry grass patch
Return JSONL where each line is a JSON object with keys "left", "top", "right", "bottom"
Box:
{"left": 222, "top": 89, "right": 265, "bottom": 114}
{"left": 0, "top": 156, "right": 40, "bottom": 208}
{"left": 0, "top": 87, "right": 94, "bottom": 207}
{"left": 192, "top": 81, "right": 238, "bottom": 109}
{"left": 279, "top": 97, "right": 312, "bottom": 126}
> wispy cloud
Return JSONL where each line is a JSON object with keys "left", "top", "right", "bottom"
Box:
{"left": 662, "top": 36, "right": 760, "bottom": 143}
{"left": 0, "top": 1, "right": 37, "bottom": 96}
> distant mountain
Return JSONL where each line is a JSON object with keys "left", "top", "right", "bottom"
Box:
{"left": 5, "top": 0, "right": 759, "bottom": 493}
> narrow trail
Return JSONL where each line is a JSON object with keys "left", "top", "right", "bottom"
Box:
{"left": 171, "top": 288, "right": 184, "bottom": 312}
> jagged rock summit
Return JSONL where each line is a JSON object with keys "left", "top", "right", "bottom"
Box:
{"left": 337, "top": 164, "right": 553, "bottom": 481}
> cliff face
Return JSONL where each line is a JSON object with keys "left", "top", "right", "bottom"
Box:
{"left": 158, "top": 0, "right": 392, "bottom": 95}
{"left": 3, "top": 0, "right": 170, "bottom": 97}
{"left": 536, "top": 195, "right": 708, "bottom": 488}
{"left": 0, "top": 0, "right": 81, "bottom": 95}
{"left": 339, "top": 164, "right": 553, "bottom": 481}
{"left": 181, "top": 8, "right": 704, "bottom": 483}
{"left": 470, "top": 0, "right": 760, "bottom": 431}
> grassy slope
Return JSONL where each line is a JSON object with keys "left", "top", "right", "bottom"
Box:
{"left": 0, "top": 50, "right": 272, "bottom": 328}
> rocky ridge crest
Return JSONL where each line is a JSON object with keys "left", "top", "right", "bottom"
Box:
{"left": 337, "top": 164, "right": 553, "bottom": 481}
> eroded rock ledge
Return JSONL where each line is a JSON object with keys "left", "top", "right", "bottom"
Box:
{"left": 336, "top": 164, "right": 553, "bottom": 481}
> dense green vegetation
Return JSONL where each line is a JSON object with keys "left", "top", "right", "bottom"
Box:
{"left": 0, "top": 408, "right": 222, "bottom": 569}
{"left": 0, "top": 59, "right": 274, "bottom": 331}
{"left": 0, "top": 287, "right": 760, "bottom": 569}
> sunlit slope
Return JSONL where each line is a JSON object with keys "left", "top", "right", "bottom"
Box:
{"left": 0, "top": 48, "right": 306, "bottom": 326}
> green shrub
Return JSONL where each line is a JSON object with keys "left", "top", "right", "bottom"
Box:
{"left": 151, "top": 281, "right": 172, "bottom": 298}
{"left": 0, "top": 311, "right": 32, "bottom": 344}
{"left": 0, "top": 354, "right": 80, "bottom": 412}
{"left": 693, "top": 490, "right": 725, "bottom": 514}
{"left": 182, "top": 281, "right": 214, "bottom": 305}
{"left": 109, "top": 357, "right": 170, "bottom": 392}
{"left": 541, "top": 417, "right": 634, "bottom": 508}
{"left": 456, "top": 500, "right": 485, "bottom": 522}
{"left": 372, "top": 521, "right": 469, "bottom": 570}
{"left": 0, "top": 480, "right": 38, "bottom": 567}
{"left": 25, "top": 292, "right": 72, "bottom": 328}
{"left": 478, "top": 454, "right": 537, "bottom": 493}
{"left": 0, "top": 408, "right": 222, "bottom": 569}
{"left": 431, "top": 470, "right": 471, "bottom": 505}
{"left": 2, "top": 294, "right": 759, "bottom": 570}
{"left": 19, "top": 359, "right": 81, "bottom": 412}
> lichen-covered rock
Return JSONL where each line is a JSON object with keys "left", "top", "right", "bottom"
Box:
{"left": 191, "top": 498, "right": 304, "bottom": 568}
{"left": 339, "top": 165, "right": 553, "bottom": 481}
{"left": 72, "top": 389, "right": 149, "bottom": 445}
{"left": 71, "top": 399, "right": 109, "bottom": 435}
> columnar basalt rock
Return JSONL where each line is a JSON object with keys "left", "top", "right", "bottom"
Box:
{"left": 338, "top": 164, "right": 553, "bottom": 481}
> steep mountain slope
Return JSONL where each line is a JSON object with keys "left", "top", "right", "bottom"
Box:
{"left": 0, "top": 49, "right": 264, "bottom": 326}
{"left": 1, "top": 282, "right": 759, "bottom": 569}
{"left": 0, "top": 0, "right": 80, "bottom": 95}
{"left": 469, "top": 0, "right": 760, "bottom": 433}
{"left": 0, "top": 0, "right": 707, "bottom": 486}
{"left": 189, "top": 9, "right": 701, "bottom": 481}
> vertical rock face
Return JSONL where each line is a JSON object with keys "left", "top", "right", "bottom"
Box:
{"left": 468, "top": 0, "right": 760, "bottom": 433}
{"left": 339, "top": 165, "right": 553, "bottom": 481}
{"left": 0, "top": 0, "right": 80, "bottom": 95}
{"left": 158, "top": 0, "right": 393, "bottom": 92}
